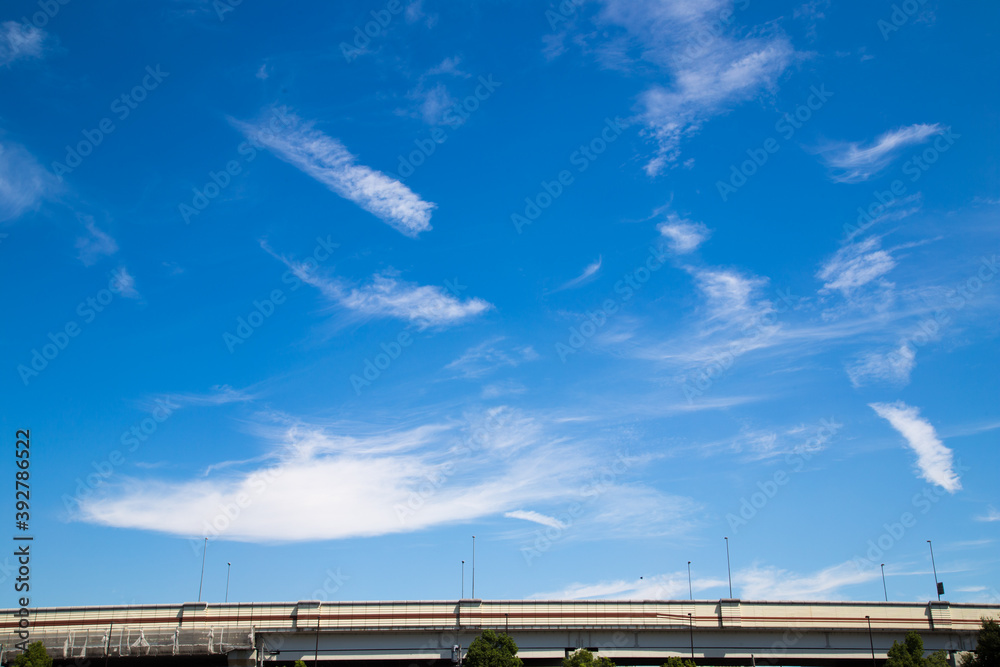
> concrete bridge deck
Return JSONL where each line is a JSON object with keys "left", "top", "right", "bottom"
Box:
{"left": 1, "top": 599, "right": 996, "bottom": 666}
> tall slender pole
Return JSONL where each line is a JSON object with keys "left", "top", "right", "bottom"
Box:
{"left": 472, "top": 535, "right": 476, "bottom": 599}
{"left": 880, "top": 564, "right": 887, "bottom": 602}
{"left": 688, "top": 613, "right": 694, "bottom": 660}
{"left": 724, "top": 537, "right": 733, "bottom": 598}
{"left": 198, "top": 537, "right": 208, "bottom": 602}
{"left": 462, "top": 561, "right": 465, "bottom": 599}
{"left": 927, "top": 540, "right": 941, "bottom": 600}
{"left": 314, "top": 620, "right": 320, "bottom": 667}
{"left": 226, "top": 562, "right": 232, "bottom": 603}
{"left": 687, "top": 561, "right": 693, "bottom": 600}
{"left": 866, "top": 615, "right": 876, "bottom": 667}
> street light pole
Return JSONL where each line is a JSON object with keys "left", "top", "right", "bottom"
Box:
{"left": 687, "top": 561, "right": 693, "bottom": 601}
{"left": 880, "top": 564, "right": 887, "bottom": 602}
{"left": 688, "top": 613, "right": 694, "bottom": 660}
{"left": 866, "top": 615, "right": 876, "bottom": 667}
{"left": 472, "top": 535, "right": 476, "bottom": 599}
{"left": 462, "top": 561, "right": 465, "bottom": 599}
{"left": 927, "top": 540, "right": 941, "bottom": 600}
{"left": 724, "top": 537, "right": 733, "bottom": 598}
{"left": 198, "top": 537, "right": 208, "bottom": 602}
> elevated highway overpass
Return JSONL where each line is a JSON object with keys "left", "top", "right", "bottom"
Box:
{"left": 1, "top": 598, "right": 996, "bottom": 666}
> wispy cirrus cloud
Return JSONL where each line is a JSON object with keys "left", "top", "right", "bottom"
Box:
{"left": 658, "top": 215, "right": 709, "bottom": 254}
{"left": 553, "top": 256, "right": 603, "bottom": 292}
{"left": 75, "top": 216, "right": 118, "bottom": 266}
{"left": 0, "top": 21, "right": 46, "bottom": 66}
{"left": 817, "top": 236, "right": 896, "bottom": 295}
{"left": 870, "top": 401, "right": 961, "bottom": 493}
{"left": 975, "top": 506, "right": 1000, "bottom": 523}
{"left": 505, "top": 509, "right": 567, "bottom": 530}
{"left": 263, "top": 240, "right": 491, "bottom": 327}
{"left": 0, "top": 140, "right": 57, "bottom": 222}
{"left": 234, "top": 109, "right": 435, "bottom": 237}
{"left": 533, "top": 560, "right": 877, "bottom": 601}
{"left": 821, "top": 123, "right": 944, "bottom": 183}
{"left": 847, "top": 343, "right": 914, "bottom": 387}
{"left": 446, "top": 337, "right": 538, "bottom": 378}
{"left": 549, "top": 1, "right": 795, "bottom": 175}
{"left": 111, "top": 267, "right": 141, "bottom": 300}
{"left": 74, "top": 409, "right": 692, "bottom": 542}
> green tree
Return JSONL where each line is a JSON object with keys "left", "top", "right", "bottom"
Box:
{"left": 464, "top": 629, "right": 523, "bottom": 667}
{"left": 885, "top": 631, "right": 948, "bottom": 667}
{"left": 662, "top": 658, "right": 697, "bottom": 667}
{"left": 294, "top": 661, "right": 308, "bottom": 667}
{"left": 12, "top": 641, "right": 52, "bottom": 667}
{"left": 563, "top": 648, "right": 616, "bottom": 667}
{"left": 960, "top": 617, "right": 1000, "bottom": 667}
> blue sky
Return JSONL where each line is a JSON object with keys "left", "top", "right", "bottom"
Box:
{"left": 1, "top": 0, "right": 998, "bottom": 607}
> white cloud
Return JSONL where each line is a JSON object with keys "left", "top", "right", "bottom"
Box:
{"left": 446, "top": 338, "right": 538, "bottom": 378}
{"left": 870, "top": 401, "right": 961, "bottom": 493}
{"left": 413, "top": 82, "right": 456, "bottom": 125}
{"left": 817, "top": 236, "right": 896, "bottom": 295}
{"left": 658, "top": 215, "right": 710, "bottom": 254}
{"left": 140, "top": 385, "right": 255, "bottom": 413}
{"left": 505, "top": 510, "right": 567, "bottom": 530}
{"left": 336, "top": 273, "right": 491, "bottom": 326}
{"left": 263, "top": 241, "right": 491, "bottom": 327}
{"left": 975, "top": 506, "right": 1000, "bottom": 523}
{"left": 822, "top": 123, "right": 944, "bottom": 183}
{"left": 531, "top": 572, "right": 726, "bottom": 601}
{"left": 75, "top": 216, "right": 118, "bottom": 266}
{"left": 847, "top": 343, "right": 915, "bottom": 387}
{"left": 235, "top": 109, "right": 435, "bottom": 237}
{"left": 550, "top": 1, "right": 794, "bottom": 174}
{"left": 531, "top": 560, "right": 878, "bottom": 601}
{"left": 638, "top": 37, "right": 793, "bottom": 175}
{"left": 73, "top": 410, "right": 677, "bottom": 542}
{"left": 0, "top": 141, "right": 56, "bottom": 222}
{"left": 553, "top": 256, "right": 602, "bottom": 291}
{"left": 737, "top": 561, "right": 878, "bottom": 600}
{"left": 111, "top": 267, "right": 141, "bottom": 300}
{"left": 0, "top": 21, "right": 46, "bottom": 66}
